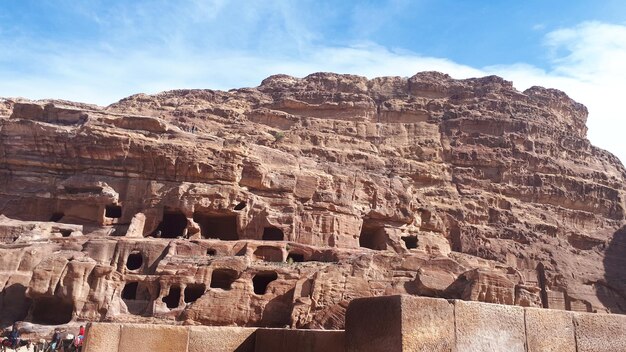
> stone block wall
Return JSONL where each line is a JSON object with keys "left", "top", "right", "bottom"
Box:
{"left": 83, "top": 296, "right": 626, "bottom": 352}
{"left": 82, "top": 324, "right": 342, "bottom": 352}
{"left": 345, "top": 295, "right": 626, "bottom": 352}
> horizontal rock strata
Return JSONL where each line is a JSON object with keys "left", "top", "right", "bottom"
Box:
{"left": 0, "top": 72, "right": 624, "bottom": 330}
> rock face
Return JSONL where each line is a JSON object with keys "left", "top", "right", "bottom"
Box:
{"left": 0, "top": 72, "right": 624, "bottom": 330}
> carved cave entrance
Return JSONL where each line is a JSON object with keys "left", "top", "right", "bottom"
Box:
{"left": 211, "top": 269, "right": 238, "bottom": 290}
{"left": 184, "top": 284, "right": 206, "bottom": 304}
{"left": 402, "top": 235, "right": 418, "bottom": 249}
{"left": 287, "top": 252, "right": 305, "bottom": 262}
{"left": 262, "top": 227, "right": 284, "bottom": 241}
{"left": 121, "top": 281, "right": 153, "bottom": 315}
{"left": 126, "top": 251, "right": 143, "bottom": 271}
{"left": 31, "top": 297, "right": 73, "bottom": 325}
{"left": 162, "top": 286, "right": 181, "bottom": 309}
{"left": 122, "top": 282, "right": 139, "bottom": 300}
{"left": 254, "top": 246, "right": 283, "bottom": 262}
{"left": 359, "top": 220, "right": 387, "bottom": 250}
{"left": 253, "top": 272, "right": 278, "bottom": 295}
{"left": 105, "top": 204, "right": 122, "bottom": 218}
{"left": 193, "top": 212, "right": 238, "bottom": 240}
{"left": 50, "top": 212, "right": 64, "bottom": 222}
{"left": 155, "top": 209, "right": 188, "bottom": 238}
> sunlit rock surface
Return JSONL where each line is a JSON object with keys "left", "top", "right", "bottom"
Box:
{"left": 0, "top": 72, "right": 624, "bottom": 330}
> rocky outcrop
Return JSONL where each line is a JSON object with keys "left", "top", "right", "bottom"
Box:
{"left": 0, "top": 72, "right": 624, "bottom": 330}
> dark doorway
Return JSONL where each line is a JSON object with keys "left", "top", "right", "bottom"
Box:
{"left": 359, "top": 220, "right": 387, "bottom": 250}
{"left": 122, "top": 282, "right": 139, "bottom": 300}
{"left": 60, "top": 229, "right": 72, "bottom": 237}
{"left": 402, "top": 235, "right": 418, "bottom": 249}
{"left": 234, "top": 202, "right": 247, "bottom": 211}
{"left": 184, "top": 284, "right": 206, "bottom": 304}
{"left": 154, "top": 209, "right": 188, "bottom": 238}
{"left": 105, "top": 205, "right": 122, "bottom": 218}
{"left": 31, "top": 297, "right": 73, "bottom": 325}
{"left": 211, "top": 269, "right": 238, "bottom": 290}
{"left": 126, "top": 251, "right": 143, "bottom": 271}
{"left": 287, "top": 252, "right": 305, "bottom": 262}
{"left": 262, "top": 227, "right": 284, "bottom": 241}
{"left": 253, "top": 272, "right": 278, "bottom": 295}
{"left": 206, "top": 248, "right": 216, "bottom": 256}
{"left": 193, "top": 212, "right": 238, "bottom": 240}
{"left": 162, "top": 286, "right": 181, "bottom": 309}
{"left": 50, "top": 212, "right": 64, "bottom": 222}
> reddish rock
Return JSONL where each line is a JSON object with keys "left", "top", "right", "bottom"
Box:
{"left": 0, "top": 72, "right": 624, "bottom": 331}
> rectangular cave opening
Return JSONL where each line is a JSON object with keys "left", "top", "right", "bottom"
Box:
{"left": 253, "top": 272, "right": 278, "bottom": 295}
{"left": 253, "top": 246, "right": 283, "bottom": 262}
{"left": 262, "top": 226, "right": 284, "bottom": 241}
{"left": 121, "top": 282, "right": 152, "bottom": 301}
{"left": 121, "top": 281, "right": 154, "bottom": 316}
{"left": 184, "top": 284, "right": 206, "bottom": 304}
{"left": 162, "top": 285, "right": 181, "bottom": 309}
{"left": 359, "top": 219, "right": 388, "bottom": 250}
{"left": 50, "top": 212, "right": 64, "bottom": 222}
{"left": 154, "top": 209, "right": 188, "bottom": 238}
{"left": 193, "top": 211, "right": 238, "bottom": 240}
{"left": 122, "top": 282, "right": 139, "bottom": 300}
{"left": 31, "top": 297, "right": 73, "bottom": 325}
{"left": 210, "top": 268, "right": 238, "bottom": 290}
{"left": 287, "top": 252, "right": 305, "bottom": 262}
{"left": 402, "top": 235, "right": 418, "bottom": 249}
{"left": 105, "top": 204, "right": 122, "bottom": 218}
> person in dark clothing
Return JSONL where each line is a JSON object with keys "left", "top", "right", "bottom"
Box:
{"left": 49, "top": 328, "right": 61, "bottom": 351}
{"left": 8, "top": 323, "right": 19, "bottom": 349}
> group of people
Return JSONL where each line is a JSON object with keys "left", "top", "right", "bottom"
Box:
{"left": 46, "top": 326, "right": 85, "bottom": 352}
{"left": 1, "top": 323, "right": 85, "bottom": 352}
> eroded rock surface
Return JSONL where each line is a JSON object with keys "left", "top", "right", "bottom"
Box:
{"left": 0, "top": 72, "right": 624, "bottom": 330}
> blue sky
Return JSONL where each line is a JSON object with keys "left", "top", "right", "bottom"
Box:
{"left": 1, "top": 0, "right": 625, "bottom": 163}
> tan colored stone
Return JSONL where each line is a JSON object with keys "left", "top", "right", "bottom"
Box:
{"left": 401, "top": 296, "right": 455, "bottom": 352}
{"left": 117, "top": 324, "right": 189, "bottom": 352}
{"left": 574, "top": 312, "right": 626, "bottom": 352}
{"left": 454, "top": 300, "right": 526, "bottom": 352}
{"left": 83, "top": 323, "right": 121, "bottom": 352}
{"left": 525, "top": 307, "right": 575, "bottom": 352}
{"left": 187, "top": 326, "right": 257, "bottom": 352}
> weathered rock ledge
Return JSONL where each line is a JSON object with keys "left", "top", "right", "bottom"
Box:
{"left": 0, "top": 72, "right": 624, "bottom": 331}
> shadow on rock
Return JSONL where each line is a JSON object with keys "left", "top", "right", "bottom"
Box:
{"left": 599, "top": 226, "right": 626, "bottom": 313}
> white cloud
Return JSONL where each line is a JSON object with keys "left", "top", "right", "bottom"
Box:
{"left": 0, "top": 8, "right": 624, "bottom": 164}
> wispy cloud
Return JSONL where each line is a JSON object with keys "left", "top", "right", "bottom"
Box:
{"left": 0, "top": 2, "right": 623, "bottom": 163}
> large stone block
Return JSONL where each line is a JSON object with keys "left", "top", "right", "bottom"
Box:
{"left": 117, "top": 324, "right": 189, "bottom": 352}
{"left": 83, "top": 323, "right": 121, "bottom": 352}
{"left": 346, "top": 295, "right": 402, "bottom": 352}
{"left": 401, "top": 296, "right": 455, "bottom": 351}
{"left": 345, "top": 295, "right": 455, "bottom": 352}
{"left": 574, "top": 312, "right": 626, "bottom": 352}
{"left": 454, "top": 300, "right": 526, "bottom": 352}
{"left": 255, "top": 328, "right": 345, "bottom": 352}
{"left": 525, "top": 307, "right": 575, "bottom": 352}
{"left": 187, "top": 326, "right": 257, "bottom": 352}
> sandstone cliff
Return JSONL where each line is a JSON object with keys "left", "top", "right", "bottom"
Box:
{"left": 0, "top": 72, "right": 624, "bottom": 330}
